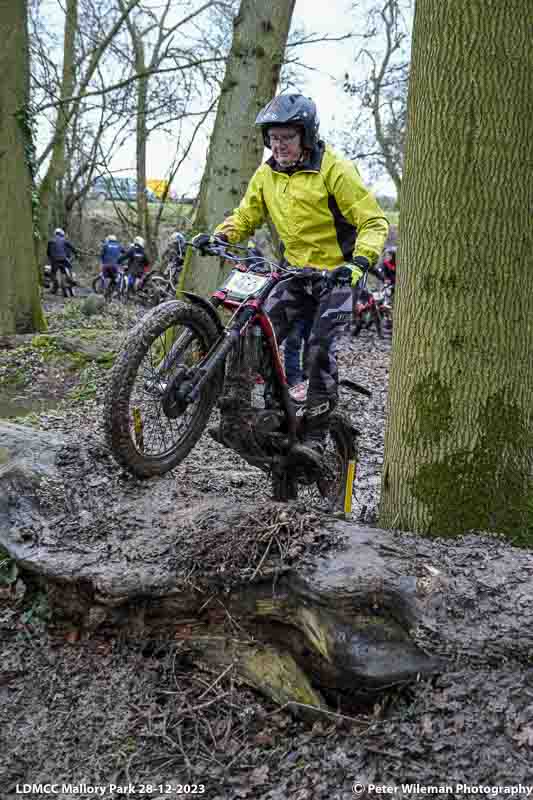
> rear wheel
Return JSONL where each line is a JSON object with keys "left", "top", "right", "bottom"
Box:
{"left": 104, "top": 277, "right": 115, "bottom": 303}
{"left": 271, "top": 469, "right": 298, "bottom": 502}
{"left": 293, "top": 412, "right": 357, "bottom": 512}
{"left": 149, "top": 275, "right": 173, "bottom": 302}
{"left": 136, "top": 273, "right": 170, "bottom": 307}
{"left": 59, "top": 267, "right": 75, "bottom": 297}
{"left": 104, "top": 300, "right": 221, "bottom": 477}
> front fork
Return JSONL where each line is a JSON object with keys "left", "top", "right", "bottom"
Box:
{"left": 159, "top": 302, "right": 296, "bottom": 445}
{"left": 164, "top": 307, "right": 255, "bottom": 414}
{"left": 186, "top": 328, "right": 240, "bottom": 403}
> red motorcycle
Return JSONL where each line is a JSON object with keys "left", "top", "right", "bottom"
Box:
{"left": 105, "top": 238, "right": 370, "bottom": 510}
{"left": 352, "top": 267, "right": 395, "bottom": 338}
{"left": 353, "top": 286, "right": 383, "bottom": 337}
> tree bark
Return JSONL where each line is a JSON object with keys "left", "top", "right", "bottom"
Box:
{"left": 380, "top": 0, "right": 533, "bottom": 541}
{"left": 119, "top": 1, "right": 158, "bottom": 260}
{"left": 0, "top": 0, "right": 45, "bottom": 334}
{"left": 183, "top": 0, "right": 296, "bottom": 297}
{"left": 132, "top": 35, "right": 151, "bottom": 252}
{"left": 37, "top": 0, "right": 78, "bottom": 261}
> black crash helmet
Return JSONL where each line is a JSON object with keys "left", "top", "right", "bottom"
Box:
{"left": 255, "top": 94, "right": 320, "bottom": 150}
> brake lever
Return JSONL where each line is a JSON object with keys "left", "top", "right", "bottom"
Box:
{"left": 194, "top": 244, "right": 225, "bottom": 258}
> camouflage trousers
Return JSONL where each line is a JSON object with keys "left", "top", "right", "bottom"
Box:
{"left": 263, "top": 269, "right": 353, "bottom": 410}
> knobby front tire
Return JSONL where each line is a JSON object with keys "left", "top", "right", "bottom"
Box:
{"left": 104, "top": 300, "right": 221, "bottom": 477}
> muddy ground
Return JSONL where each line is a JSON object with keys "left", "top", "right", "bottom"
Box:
{"left": 1, "top": 290, "right": 532, "bottom": 800}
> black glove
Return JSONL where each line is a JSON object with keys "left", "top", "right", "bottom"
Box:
{"left": 191, "top": 233, "right": 212, "bottom": 254}
{"left": 329, "top": 265, "right": 353, "bottom": 285}
{"left": 352, "top": 255, "right": 371, "bottom": 273}
{"left": 330, "top": 256, "right": 370, "bottom": 287}
{"left": 192, "top": 232, "right": 228, "bottom": 255}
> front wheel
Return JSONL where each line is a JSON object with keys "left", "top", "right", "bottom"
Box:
{"left": 119, "top": 275, "right": 130, "bottom": 304}
{"left": 104, "top": 300, "right": 221, "bottom": 477}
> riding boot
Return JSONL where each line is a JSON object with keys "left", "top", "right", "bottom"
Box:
{"left": 291, "top": 400, "right": 332, "bottom": 470}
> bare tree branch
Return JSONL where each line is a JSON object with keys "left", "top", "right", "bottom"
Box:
{"left": 35, "top": 56, "right": 225, "bottom": 114}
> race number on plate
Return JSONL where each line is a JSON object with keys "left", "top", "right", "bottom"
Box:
{"left": 223, "top": 270, "right": 269, "bottom": 299}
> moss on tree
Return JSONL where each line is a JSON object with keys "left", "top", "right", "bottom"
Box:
{"left": 409, "top": 372, "right": 452, "bottom": 444}
{"left": 410, "top": 390, "right": 533, "bottom": 544}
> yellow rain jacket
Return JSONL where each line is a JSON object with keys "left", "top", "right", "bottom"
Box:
{"left": 215, "top": 142, "right": 388, "bottom": 269}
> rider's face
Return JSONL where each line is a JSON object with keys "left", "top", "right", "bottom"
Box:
{"left": 268, "top": 126, "right": 303, "bottom": 166}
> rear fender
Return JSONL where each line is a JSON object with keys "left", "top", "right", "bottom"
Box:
{"left": 180, "top": 291, "right": 224, "bottom": 334}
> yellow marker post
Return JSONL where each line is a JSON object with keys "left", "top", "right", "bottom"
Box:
{"left": 344, "top": 459, "right": 356, "bottom": 515}
{"left": 132, "top": 407, "right": 144, "bottom": 451}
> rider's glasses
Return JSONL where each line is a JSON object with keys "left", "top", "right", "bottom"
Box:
{"left": 269, "top": 132, "right": 300, "bottom": 145}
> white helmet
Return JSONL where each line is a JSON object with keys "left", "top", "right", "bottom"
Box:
{"left": 106, "top": 234, "right": 117, "bottom": 242}
{"left": 134, "top": 236, "right": 145, "bottom": 247}
{"left": 55, "top": 228, "right": 65, "bottom": 237}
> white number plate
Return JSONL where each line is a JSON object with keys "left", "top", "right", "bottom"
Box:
{"left": 224, "top": 270, "right": 269, "bottom": 299}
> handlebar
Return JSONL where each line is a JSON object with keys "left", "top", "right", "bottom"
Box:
{"left": 186, "top": 236, "right": 294, "bottom": 276}
{"left": 184, "top": 234, "right": 367, "bottom": 285}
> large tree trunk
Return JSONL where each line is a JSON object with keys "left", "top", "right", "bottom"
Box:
{"left": 120, "top": 0, "right": 151, "bottom": 257}
{"left": 183, "top": 0, "right": 296, "bottom": 297}
{"left": 133, "top": 48, "right": 152, "bottom": 255}
{"left": 37, "top": 0, "right": 78, "bottom": 262}
{"left": 0, "top": 0, "right": 45, "bottom": 335}
{"left": 380, "top": 1, "right": 533, "bottom": 541}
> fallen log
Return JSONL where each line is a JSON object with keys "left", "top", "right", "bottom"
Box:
{"left": 2, "top": 421, "right": 532, "bottom": 716}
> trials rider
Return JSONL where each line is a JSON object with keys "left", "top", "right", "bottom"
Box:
{"left": 193, "top": 94, "right": 388, "bottom": 468}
